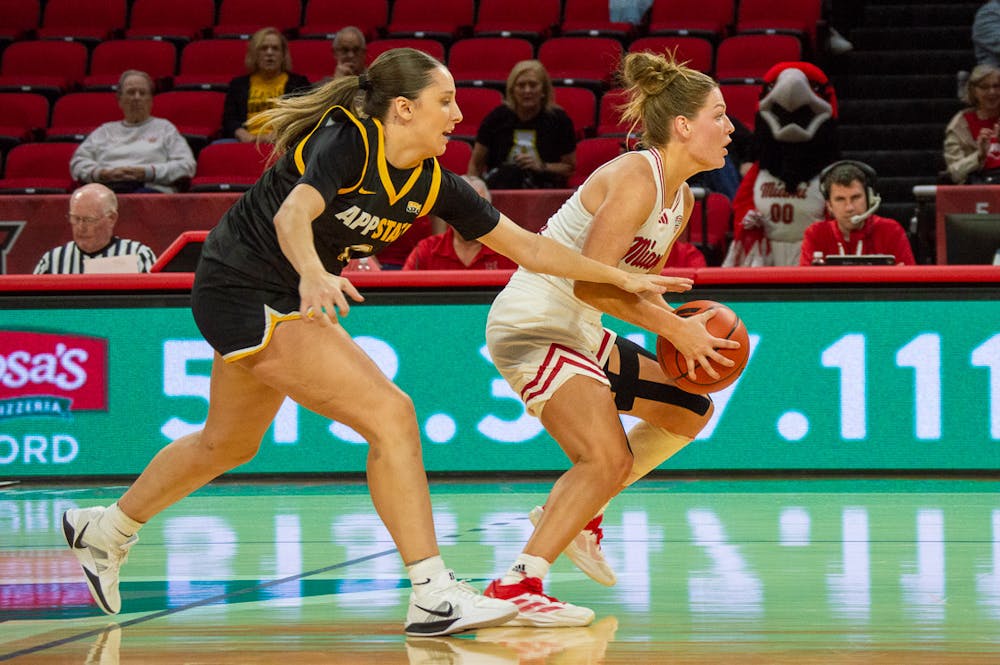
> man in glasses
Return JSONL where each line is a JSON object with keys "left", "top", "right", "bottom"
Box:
{"left": 33, "top": 184, "right": 156, "bottom": 274}
{"left": 332, "top": 26, "right": 367, "bottom": 79}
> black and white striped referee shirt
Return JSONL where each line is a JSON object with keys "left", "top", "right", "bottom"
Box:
{"left": 33, "top": 237, "right": 157, "bottom": 274}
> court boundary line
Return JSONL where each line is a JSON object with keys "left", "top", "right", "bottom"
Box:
{"left": 1, "top": 547, "right": 400, "bottom": 661}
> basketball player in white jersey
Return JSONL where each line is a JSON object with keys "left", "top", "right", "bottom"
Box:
{"left": 483, "top": 51, "right": 740, "bottom": 625}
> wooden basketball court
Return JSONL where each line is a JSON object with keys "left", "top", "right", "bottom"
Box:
{"left": 3, "top": 478, "right": 1000, "bottom": 663}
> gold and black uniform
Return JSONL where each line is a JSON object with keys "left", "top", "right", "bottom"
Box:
{"left": 193, "top": 106, "right": 500, "bottom": 360}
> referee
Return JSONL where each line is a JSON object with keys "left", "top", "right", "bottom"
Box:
{"left": 33, "top": 183, "right": 156, "bottom": 274}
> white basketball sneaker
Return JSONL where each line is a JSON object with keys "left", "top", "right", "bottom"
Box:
{"left": 405, "top": 569, "right": 519, "bottom": 637}
{"left": 484, "top": 576, "right": 594, "bottom": 627}
{"left": 63, "top": 506, "right": 137, "bottom": 615}
{"left": 529, "top": 506, "right": 616, "bottom": 586}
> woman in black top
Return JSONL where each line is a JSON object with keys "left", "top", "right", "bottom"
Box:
{"left": 469, "top": 60, "right": 577, "bottom": 189}
{"left": 62, "top": 48, "right": 687, "bottom": 637}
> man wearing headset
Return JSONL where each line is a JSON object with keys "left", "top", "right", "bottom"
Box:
{"left": 799, "top": 160, "right": 916, "bottom": 265}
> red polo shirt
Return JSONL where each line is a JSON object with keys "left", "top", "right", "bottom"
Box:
{"left": 402, "top": 227, "right": 517, "bottom": 270}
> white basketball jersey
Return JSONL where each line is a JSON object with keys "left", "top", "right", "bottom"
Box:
{"left": 503, "top": 148, "right": 685, "bottom": 328}
{"left": 752, "top": 169, "right": 825, "bottom": 243}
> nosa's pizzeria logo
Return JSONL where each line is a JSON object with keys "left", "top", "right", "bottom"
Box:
{"left": 0, "top": 331, "right": 108, "bottom": 419}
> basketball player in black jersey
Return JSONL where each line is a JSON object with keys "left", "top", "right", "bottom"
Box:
{"left": 62, "top": 48, "right": 690, "bottom": 636}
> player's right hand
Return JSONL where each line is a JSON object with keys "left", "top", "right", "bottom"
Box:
{"left": 666, "top": 309, "right": 739, "bottom": 380}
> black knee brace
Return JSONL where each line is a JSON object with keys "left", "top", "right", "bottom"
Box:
{"left": 604, "top": 336, "right": 711, "bottom": 415}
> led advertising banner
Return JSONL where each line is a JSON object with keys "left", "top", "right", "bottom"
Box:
{"left": 0, "top": 297, "right": 998, "bottom": 477}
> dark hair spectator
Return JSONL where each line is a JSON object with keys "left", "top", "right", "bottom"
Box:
{"left": 800, "top": 161, "right": 914, "bottom": 265}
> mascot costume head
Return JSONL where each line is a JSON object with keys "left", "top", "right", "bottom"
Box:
{"left": 724, "top": 62, "right": 840, "bottom": 267}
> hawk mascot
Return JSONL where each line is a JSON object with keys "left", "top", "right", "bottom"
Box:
{"left": 723, "top": 62, "right": 840, "bottom": 266}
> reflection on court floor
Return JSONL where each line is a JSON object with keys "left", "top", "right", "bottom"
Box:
{"left": 2, "top": 479, "right": 1000, "bottom": 663}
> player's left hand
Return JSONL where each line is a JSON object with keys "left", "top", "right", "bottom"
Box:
{"left": 299, "top": 271, "right": 364, "bottom": 323}
{"left": 619, "top": 272, "right": 692, "bottom": 295}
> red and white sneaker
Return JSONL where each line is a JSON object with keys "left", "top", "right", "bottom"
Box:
{"left": 484, "top": 577, "right": 594, "bottom": 628}
{"left": 529, "top": 506, "right": 617, "bottom": 587}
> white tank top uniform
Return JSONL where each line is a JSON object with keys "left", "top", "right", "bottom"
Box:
{"left": 486, "top": 149, "right": 686, "bottom": 417}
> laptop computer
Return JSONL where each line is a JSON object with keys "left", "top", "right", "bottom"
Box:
{"left": 822, "top": 254, "right": 896, "bottom": 266}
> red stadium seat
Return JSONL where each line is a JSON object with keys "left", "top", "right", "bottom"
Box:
{"left": 452, "top": 87, "right": 503, "bottom": 141}
{"left": 386, "top": 0, "right": 473, "bottom": 44}
{"left": 438, "top": 139, "right": 472, "bottom": 174}
{"left": 0, "top": 0, "right": 41, "bottom": 42}
{"left": 648, "top": 0, "right": 735, "bottom": 41}
{"left": 473, "top": 0, "right": 560, "bottom": 42}
{"left": 366, "top": 38, "right": 446, "bottom": 66}
{"left": 84, "top": 40, "right": 177, "bottom": 91}
{"left": 125, "top": 0, "right": 215, "bottom": 43}
{"left": 736, "top": 0, "right": 823, "bottom": 50}
{"left": 687, "top": 191, "right": 733, "bottom": 255}
{"left": 560, "top": 0, "right": 634, "bottom": 40}
{"left": 189, "top": 141, "right": 273, "bottom": 191}
{"left": 538, "top": 37, "right": 622, "bottom": 91}
{"left": 35, "top": 0, "right": 127, "bottom": 45}
{"left": 0, "top": 93, "right": 49, "bottom": 154}
{"left": 213, "top": 0, "right": 302, "bottom": 38}
{"left": 715, "top": 34, "right": 802, "bottom": 83}
{"left": 554, "top": 86, "right": 597, "bottom": 139}
{"left": 299, "top": 0, "right": 388, "bottom": 41}
{"left": 448, "top": 38, "right": 534, "bottom": 89}
{"left": 628, "top": 36, "right": 714, "bottom": 75}
{"left": 0, "top": 142, "right": 78, "bottom": 193}
{"left": 153, "top": 90, "right": 226, "bottom": 151}
{"left": 0, "top": 40, "right": 88, "bottom": 100}
{"left": 287, "top": 39, "right": 337, "bottom": 83}
{"left": 596, "top": 88, "right": 631, "bottom": 137}
{"left": 568, "top": 137, "right": 622, "bottom": 187}
{"left": 719, "top": 83, "right": 762, "bottom": 132}
{"left": 173, "top": 39, "right": 249, "bottom": 91}
{"left": 47, "top": 93, "right": 121, "bottom": 142}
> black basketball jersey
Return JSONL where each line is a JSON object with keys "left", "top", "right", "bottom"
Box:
{"left": 200, "top": 105, "right": 500, "bottom": 289}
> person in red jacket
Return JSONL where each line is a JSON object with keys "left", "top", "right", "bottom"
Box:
{"left": 799, "top": 160, "right": 916, "bottom": 265}
{"left": 403, "top": 175, "right": 517, "bottom": 270}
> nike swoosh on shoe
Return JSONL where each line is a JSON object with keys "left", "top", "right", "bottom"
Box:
{"left": 73, "top": 522, "right": 89, "bottom": 549}
{"left": 413, "top": 602, "right": 455, "bottom": 618}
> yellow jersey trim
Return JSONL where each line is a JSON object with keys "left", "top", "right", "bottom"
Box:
{"left": 293, "top": 105, "right": 369, "bottom": 195}
{"left": 417, "top": 158, "right": 442, "bottom": 217}
{"left": 373, "top": 117, "right": 424, "bottom": 206}
{"left": 222, "top": 306, "right": 302, "bottom": 362}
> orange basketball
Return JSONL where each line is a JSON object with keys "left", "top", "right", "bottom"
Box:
{"left": 656, "top": 300, "right": 749, "bottom": 394}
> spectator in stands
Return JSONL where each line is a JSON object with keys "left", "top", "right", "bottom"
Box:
{"left": 223, "top": 27, "right": 311, "bottom": 143}
{"left": 403, "top": 175, "right": 517, "bottom": 270}
{"left": 799, "top": 161, "right": 915, "bottom": 266}
{"left": 468, "top": 60, "right": 576, "bottom": 189}
{"left": 944, "top": 63, "right": 1000, "bottom": 184}
{"left": 70, "top": 70, "right": 195, "bottom": 193}
{"left": 973, "top": 1, "right": 1000, "bottom": 66}
{"left": 34, "top": 183, "right": 156, "bottom": 274}
{"left": 332, "top": 26, "right": 368, "bottom": 79}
